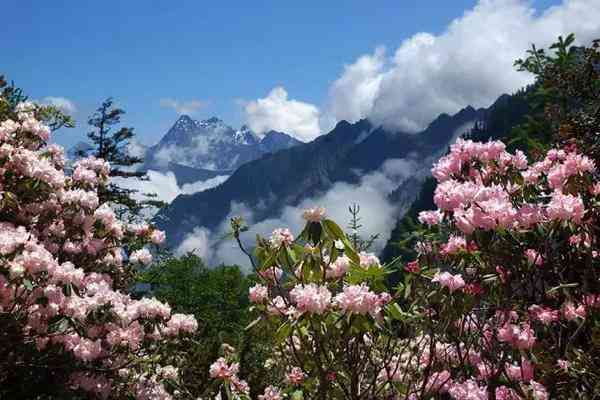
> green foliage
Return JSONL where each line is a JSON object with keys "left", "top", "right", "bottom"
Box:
{"left": 140, "top": 254, "right": 250, "bottom": 336}
{"left": 515, "top": 35, "right": 600, "bottom": 158}
{"left": 138, "top": 254, "right": 275, "bottom": 397}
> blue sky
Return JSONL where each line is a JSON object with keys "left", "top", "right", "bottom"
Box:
{"left": 0, "top": 0, "right": 577, "bottom": 147}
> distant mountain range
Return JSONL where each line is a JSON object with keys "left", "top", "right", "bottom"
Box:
{"left": 143, "top": 116, "right": 302, "bottom": 180}
{"left": 154, "top": 104, "right": 489, "bottom": 247}
{"left": 68, "top": 116, "right": 303, "bottom": 187}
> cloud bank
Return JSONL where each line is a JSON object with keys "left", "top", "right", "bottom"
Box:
{"left": 244, "top": 86, "right": 321, "bottom": 142}
{"left": 112, "top": 170, "right": 228, "bottom": 204}
{"left": 176, "top": 156, "right": 423, "bottom": 269}
{"left": 241, "top": 1, "right": 600, "bottom": 137}
{"left": 325, "top": 0, "right": 600, "bottom": 132}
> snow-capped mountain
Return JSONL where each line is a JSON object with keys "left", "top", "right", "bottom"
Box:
{"left": 144, "top": 115, "right": 302, "bottom": 172}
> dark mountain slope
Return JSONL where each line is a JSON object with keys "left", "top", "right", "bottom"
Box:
{"left": 381, "top": 88, "right": 532, "bottom": 265}
{"left": 155, "top": 103, "right": 487, "bottom": 246}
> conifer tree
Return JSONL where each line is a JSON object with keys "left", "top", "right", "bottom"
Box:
{"left": 86, "top": 98, "right": 163, "bottom": 218}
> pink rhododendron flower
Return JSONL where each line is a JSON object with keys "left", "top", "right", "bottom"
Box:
{"left": 448, "top": 379, "right": 488, "bottom": 400}
{"left": 525, "top": 249, "right": 543, "bottom": 266}
{"left": 418, "top": 210, "right": 443, "bottom": 226}
{"left": 129, "top": 248, "right": 153, "bottom": 265}
{"left": 557, "top": 359, "right": 571, "bottom": 371}
{"left": 267, "top": 296, "right": 287, "bottom": 316}
{"left": 164, "top": 313, "right": 198, "bottom": 335}
{"left": 562, "top": 301, "right": 586, "bottom": 320}
{"left": 405, "top": 260, "right": 420, "bottom": 273}
{"left": 505, "top": 357, "right": 534, "bottom": 382}
{"left": 440, "top": 235, "right": 467, "bottom": 255}
{"left": 259, "top": 266, "right": 283, "bottom": 282}
{"left": 334, "top": 284, "right": 390, "bottom": 317}
{"left": 431, "top": 271, "right": 465, "bottom": 293}
{"left": 590, "top": 182, "right": 600, "bottom": 195}
{"left": 286, "top": 367, "right": 306, "bottom": 385}
{"left": 425, "top": 370, "right": 453, "bottom": 393}
{"left": 530, "top": 381, "right": 548, "bottom": 400}
{"left": 209, "top": 357, "right": 239, "bottom": 380}
{"left": 528, "top": 304, "right": 560, "bottom": 325}
{"left": 302, "top": 206, "right": 325, "bottom": 222}
{"left": 259, "top": 386, "right": 282, "bottom": 400}
{"left": 249, "top": 284, "right": 269, "bottom": 303}
{"left": 495, "top": 386, "right": 521, "bottom": 400}
{"left": 269, "top": 228, "right": 294, "bottom": 247}
{"left": 359, "top": 251, "right": 381, "bottom": 268}
{"left": 150, "top": 230, "right": 166, "bottom": 245}
{"left": 547, "top": 191, "right": 585, "bottom": 224}
{"left": 497, "top": 322, "right": 536, "bottom": 349}
{"left": 157, "top": 365, "right": 178, "bottom": 381}
{"left": 326, "top": 255, "right": 350, "bottom": 278}
{"left": 290, "top": 284, "right": 332, "bottom": 314}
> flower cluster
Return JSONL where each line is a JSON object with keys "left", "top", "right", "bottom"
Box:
{"left": 209, "top": 356, "right": 250, "bottom": 397}
{"left": 0, "top": 102, "right": 196, "bottom": 399}
{"left": 401, "top": 138, "right": 600, "bottom": 398}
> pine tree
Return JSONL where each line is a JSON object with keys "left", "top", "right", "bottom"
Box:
{"left": 86, "top": 98, "right": 163, "bottom": 219}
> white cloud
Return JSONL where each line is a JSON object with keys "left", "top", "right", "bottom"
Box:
{"left": 112, "top": 170, "right": 229, "bottom": 204}
{"left": 160, "top": 98, "right": 208, "bottom": 115}
{"left": 127, "top": 137, "right": 147, "bottom": 160}
{"left": 325, "top": 0, "right": 600, "bottom": 132}
{"left": 41, "top": 97, "right": 77, "bottom": 114}
{"left": 152, "top": 142, "right": 217, "bottom": 170}
{"left": 181, "top": 175, "right": 229, "bottom": 195}
{"left": 244, "top": 86, "right": 321, "bottom": 142}
{"left": 175, "top": 227, "right": 213, "bottom": 259}
{"left": 189, "top": 156, "right": 422, "bottom": 270}
{"left": 323, "top": 47, "right": 385, "bottom": 131}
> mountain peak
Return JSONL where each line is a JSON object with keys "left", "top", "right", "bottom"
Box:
{"left": 148, "top": 116, "right": 301, "bottom": 172}
{"left": 203, "top": 116, "right": 223, "bottom": 125}
{"left": 176, "top": 114, "right": 193, "bottom": 122}
{"left": 170, "top": 114, "right": 199, "bottom": 132}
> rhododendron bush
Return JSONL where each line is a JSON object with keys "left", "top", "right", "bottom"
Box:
{"left": 213, "top": 211, "right": 401, "bottom": 399}
{"left": 212, "top": 136, "right": 600, "bottom": 399}
{"left": 0, "top": 97, "right": 197, "bottom": 398}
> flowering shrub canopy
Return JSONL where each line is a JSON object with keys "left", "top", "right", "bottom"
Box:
{"left": 0, "top": 99, "right": 197, "bottom": 399}
{"left": 212, "top": 135, "right": 600, "bottom": 399}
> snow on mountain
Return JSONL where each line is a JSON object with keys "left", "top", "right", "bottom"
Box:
{"left": 145, "top": 116, "right": 301, "bottom": 172}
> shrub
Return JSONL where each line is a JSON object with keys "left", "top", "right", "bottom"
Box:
{"left": 0, "top": 95, "right": 196, "bottom": 398}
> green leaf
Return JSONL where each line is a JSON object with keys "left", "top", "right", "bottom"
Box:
{"left": 344, "top": 243, "right": 360, "bottom": 265}
{"left": 546, "top": 282, "right": 579, "bottom": 294}
{"left": 322, "top": 219, "right": 345, "bottom": 240}
{"left": 245, "top": 316, "right": 262, "bottom": 331}
{"left": 276, "top": 321, "right": 292, "bottom": 342}
{"left": 387, "top": 303, "right": 405, "bottom": 321}
{"left": 291, "top": 390, "right": 304, "bottom": 400}
{"left": 23, "top": 279, "right": 33, "bottom": 290}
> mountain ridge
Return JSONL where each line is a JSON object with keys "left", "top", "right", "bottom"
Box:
{"left": 154, "top": 103, "right": 488, "bottom": 247}
{"left": 144, "top": 115, "right": 302, "bottom": 172}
